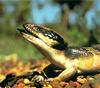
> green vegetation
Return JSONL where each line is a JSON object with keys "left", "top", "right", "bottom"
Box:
{"left": 0, "top": 0, "right": 100, "bottom": 60}
{"left": 0, "top": 35, "right": 43, "bottom": 60}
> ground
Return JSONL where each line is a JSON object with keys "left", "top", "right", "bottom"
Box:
{"left": 0, "top": 54, "right": 100, "bottom": 88}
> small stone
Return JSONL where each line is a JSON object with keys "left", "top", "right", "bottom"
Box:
{"left": 77, "top": 76, "right": 87, "bottom": 84}
{"left": 23, "top": 78, "right": 30, "bottom": 85}
{"left": 87, "top": 76, "right": 94, "bottom": 81}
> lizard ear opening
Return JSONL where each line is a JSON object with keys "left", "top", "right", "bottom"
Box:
{"left": 52, "top": 43, "right": 68, "bottom": 50}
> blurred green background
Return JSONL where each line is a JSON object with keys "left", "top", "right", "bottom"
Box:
{"left": 0, "top": 0, "right": 100, "bottom": 60}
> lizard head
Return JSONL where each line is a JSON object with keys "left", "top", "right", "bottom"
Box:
{"left": 18, "top": 23, "right": 67, "bottom": 50}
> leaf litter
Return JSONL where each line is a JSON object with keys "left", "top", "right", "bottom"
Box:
{"left": 0, "top": 54, "right": 100, "bottom": 88}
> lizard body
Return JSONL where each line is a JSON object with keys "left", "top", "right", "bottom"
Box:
{"left": 18, "top": 23, "right": 100, "bottom": 81}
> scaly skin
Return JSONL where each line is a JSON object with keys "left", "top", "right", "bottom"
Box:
{"left": 18, "top": 23, "right": 100, "bottom": 81}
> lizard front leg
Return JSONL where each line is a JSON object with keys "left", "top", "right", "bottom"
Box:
{"left": 57, "top": 66, "right": 77, "bottom": 81}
